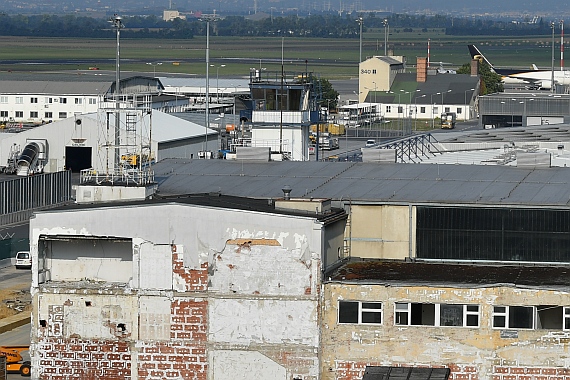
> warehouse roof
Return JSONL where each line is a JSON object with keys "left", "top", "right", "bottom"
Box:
{"left": 325, "top": 259, "right": 570, "bottom": 290}
{"left": 152, "top": 159, "right": 570, "bottom": 207}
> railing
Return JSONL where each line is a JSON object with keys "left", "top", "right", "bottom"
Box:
{"left": 80, "top": 168, "right": 155, "bottom": 186}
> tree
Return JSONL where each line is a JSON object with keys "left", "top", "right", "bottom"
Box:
{"left": 315, "top": 78, "right": 339, "bottom": 111}
{"left": 457, "top": 61, "right": 503, "bottom": 94}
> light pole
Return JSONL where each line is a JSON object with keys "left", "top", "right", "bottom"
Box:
{"left": 383, "top": 19, "right": 388, "bottom": 56}
{"left": 357, "top": 16, "right": 363, "bottom": 63}
{"left": 414, "top": 94, "right": 426, "bottom": 131}
{"left": 430, "top": 92, "right": 440, "bottom": 129}
{"left": 200, "top": 14, "right": 219, "bottom": 157}
{"left": 372, "top": 81, "right": 377, "bottom": 103}
{"left": 511, "top": 98, "right": 516, "bottom": 127}
{"left": 146, "top": 62, "right": 162, "bottom": 78}
{"left": 110, "top": 14, "right": 123, "bottom": 169}
{"left": 464, "top": 88, "right": 475, "bottom": 120}
{"left": 551, "top": 21, "right": 556, "bottom": 93}
{"left": 210, "top": 64, "right": 226, "bottom": 103}
{"left": 441, "top": 89, "right": 451, "bottom": 111}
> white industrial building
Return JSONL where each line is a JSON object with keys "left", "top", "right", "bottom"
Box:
{"left": 0, "top": 109, "right": 218, "bottom": 174}
{"left": 29, "top": 195, "right": 346, "bottom": 380}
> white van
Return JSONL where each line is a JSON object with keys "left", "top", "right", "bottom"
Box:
{"left": 15, "top": 251, "right": 31, "bottom": 269}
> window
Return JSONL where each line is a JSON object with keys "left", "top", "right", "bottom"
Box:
{"left": 395, "top": 303, "right": 479, "bottom": 327}
{"left": 457, "top": 108, "right": 462, "bottom": 114}
{"left": 433, "top": 106, "right": 438, "bottom": 114}
{"left": 89, "top": 98, "right": 97, "bottom": 105}
{"left": 444, "top": 107, "right": 450, "bottom": 113}
{"left": 494, "top": 305, "right": 570, "bottom": 330}
{"left": 45, "top": 97, "right": 52, "bottom": 104}
{"left": 75, "top": 98, "right": 82, "bottom": 105}
{"left": 58, "top": 112, "right": 67, "bottom": 119}
{"left": 339, "top": 301, "right": 382, "bottom": 325}
{"left": 0, "top": 111, "right": 8, "bottom": 118}
{"left": 0, "top": 96, "right": 7, "bottom": 104}
{"left": 398, "top": 106, "right": 403, "bottom": 114}
{"left": 386, "top": 105, "right": 391, "bottom": 113}
{"left": 420, "top": 107, "right": 426, "bottom": 114}
{"left": 44, "top": 112, "right": 52, "bottom": 118}
{"left": 59, "top": 97, "right": 67, "bottom": 104}
{"left": 30, "top": 111, "right": 38, "bottom": 118}
{"left": 493, "top": 306, "right": 533, "bottom": 329}
{"left": 30, "top": 97, "right": 38, "bottom": 103}
{"left": 15, "top": 96, "right": 23, "bottom": 104}
{"left": 15, "top": 111, "right": 23, "bottom": 118}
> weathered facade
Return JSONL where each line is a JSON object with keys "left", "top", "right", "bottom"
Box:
{"left": 29, "top": 196, "right": 346, "bottom": 380}
{"left": 322, "top": 260, "right": 570, "bottom": 380}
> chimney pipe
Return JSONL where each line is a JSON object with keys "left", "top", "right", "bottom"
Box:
{"left": 282, "top": 185, "right": 292, "bottom": 200}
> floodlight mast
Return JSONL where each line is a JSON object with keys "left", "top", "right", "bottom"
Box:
{"left": 110, "top": 14, "right": 124, "bottom": 169}
{"left": 200, "top": 13, "right": 219, "bottom": 157}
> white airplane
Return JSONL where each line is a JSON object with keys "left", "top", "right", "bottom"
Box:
{"left": 468, "top": 44, "right": 570, "bottom": 89}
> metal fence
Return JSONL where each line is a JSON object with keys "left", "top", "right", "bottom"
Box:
{"left": 0, "top": 171, "right": 72, "bottom": 260}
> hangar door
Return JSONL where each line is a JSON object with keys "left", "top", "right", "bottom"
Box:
{"left": 65, "top": 146, "right": 92, "bottom": 172}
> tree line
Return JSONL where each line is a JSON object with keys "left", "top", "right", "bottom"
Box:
{"left": 0, "top": 13, "right": 556, "bottom": 39}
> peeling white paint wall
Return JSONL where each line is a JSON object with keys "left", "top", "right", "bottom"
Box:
{"left": 211, "top": 350, "right": 287, "bottom": 380}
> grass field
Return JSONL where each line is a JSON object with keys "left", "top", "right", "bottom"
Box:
{"left": 0, "top": 31, "right": 560, "bottom": 78}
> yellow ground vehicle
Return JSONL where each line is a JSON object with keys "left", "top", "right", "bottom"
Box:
{"left": 1, "top": 345, "right": 31, "bottom": 376}
{"left": 310, "top": 123, "right": 345, "bottom": 135}
{"left": 441, "top": 112, "right": 456, "bottom": 129}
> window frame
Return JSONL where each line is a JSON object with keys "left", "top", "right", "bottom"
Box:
{"left": 338, "top": 300, "right": 383, "bottom": 325}
{"left": 395, "top": 302, "right": 480, "bottom": 328}
{"left": 492, "top": 305, "right": 534, "bottom": 329}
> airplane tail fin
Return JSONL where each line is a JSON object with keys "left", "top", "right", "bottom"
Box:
{"left": 468, "top": 44, "right": 495, "bottom": 71}
{"left": 531, "top": 64, "right": 539, "bottom": 70}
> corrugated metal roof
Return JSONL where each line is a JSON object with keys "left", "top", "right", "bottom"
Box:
{"left": 152, "top": 111, "right": 217, "bottom": 143}
{"left": 152, "top": 159, "right": 570, "bottom": 207}
{"left": 326, "top": 259, "right": 570, "bottom": 290}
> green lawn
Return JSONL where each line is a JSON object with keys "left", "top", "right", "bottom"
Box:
{"left": 0, "top": 33, "right": 559, "bottom": 78}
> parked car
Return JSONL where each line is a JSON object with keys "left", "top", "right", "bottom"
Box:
{"left": 365, "top": 139, "right": 376, "bottom": 148}
{"left": 15, "top": 251, "right": 31, "bottom": 269}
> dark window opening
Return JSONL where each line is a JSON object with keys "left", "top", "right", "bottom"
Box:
{"left": 339, "top": 301, "right": 359, "bottom": 323}
{"left": 39, "top": 320, "right": 47, "bottom": 327}
{"left": 417, "top": 207, "right": 570, "bottom": 263}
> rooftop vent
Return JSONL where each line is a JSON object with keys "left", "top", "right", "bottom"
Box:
{"left": 282, "top": 185, "right": 292, "bottom": 200}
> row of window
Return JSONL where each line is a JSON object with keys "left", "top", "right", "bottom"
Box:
{"left": 0, "top": 96, "right": 96, "bottom": 105}
{"left": 0, "top": 111, "right": 68, "bottom": 119}
{"left": 384, "top": 105, "right": 462, "bottom": 115}
{"left": 338, "top": 301, "right": 570, "bottom": 330}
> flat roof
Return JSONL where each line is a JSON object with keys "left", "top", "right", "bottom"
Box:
{"left": 326, "top": 259, "right": 570, "bottom": 290}
{"left": 152, "top": 159, "right": 570, "bottom": 208}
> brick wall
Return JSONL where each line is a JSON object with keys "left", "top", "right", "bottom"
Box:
{"left": 172, "top": 250, "right": 208, "bottom": 292}
{"left": 35, "top": 338, "right": 131, "bottom": 380}
{"left": 135, "top": 251, "right": 209, "bottom": 380}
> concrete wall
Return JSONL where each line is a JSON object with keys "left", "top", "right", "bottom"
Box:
{"left": 321, "top": 283, "right": 570, "bottom": 380}
{"left": 30, "top": 202, "right": 328, "bottom": 380}
{"left": 349, "top": 204, "right": 412, "bottom": 260}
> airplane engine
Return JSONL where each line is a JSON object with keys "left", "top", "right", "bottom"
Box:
{"left": 538, "top": 80, "right": 553, "bottom": 90}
